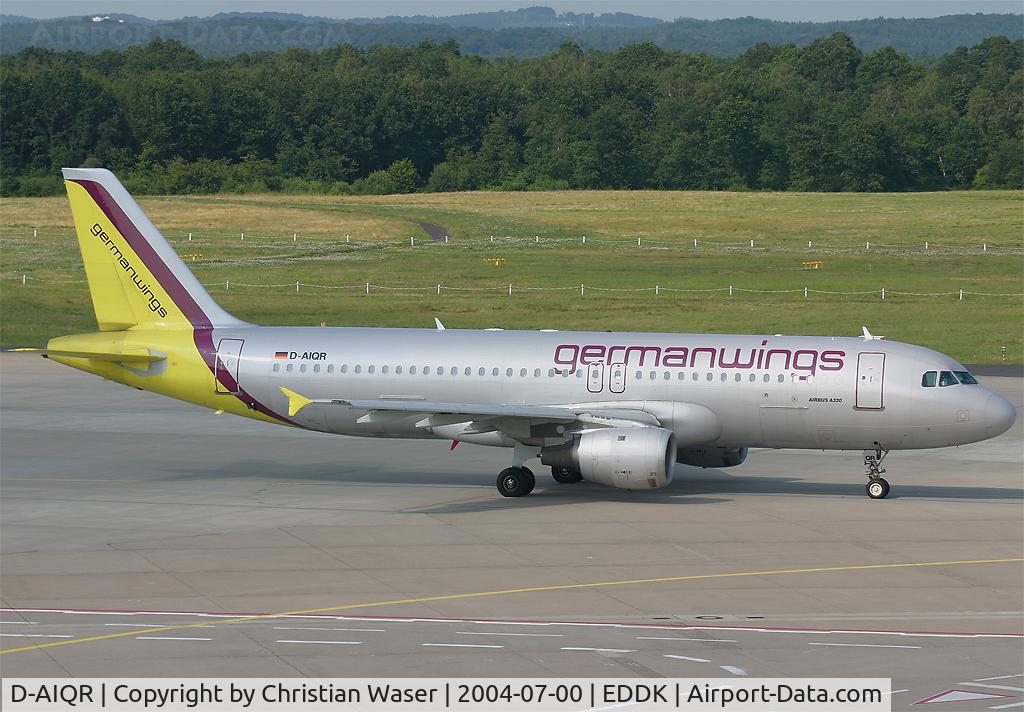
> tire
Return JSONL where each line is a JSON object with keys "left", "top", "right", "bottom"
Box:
{"left": 866, "top": 478, "right": 890, "bottom": 499}
{"left": 521, "top": 467, "right": 536, "bottom": 495}
{"left": 551, "top": 465, "right": 582, "bottom": 484}
{"left": 497, "top": 467, "right": 531, "bottom": 497}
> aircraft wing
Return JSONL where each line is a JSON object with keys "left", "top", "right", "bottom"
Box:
{"left": 279, "top": 387, "right": 658, "bottom": 432}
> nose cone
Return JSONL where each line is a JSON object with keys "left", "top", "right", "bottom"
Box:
{"left": 984, "top": 392, "right": 1017, "bottom": 437}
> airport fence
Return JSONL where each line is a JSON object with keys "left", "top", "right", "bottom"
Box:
{"left": 8, "top": 274, "right": 1023, "bottom": 301}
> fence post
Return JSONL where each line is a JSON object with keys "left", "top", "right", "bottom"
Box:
{"left": 729, "top": 285, "right": 733, "bottom": 297}
{"left": 295, "top": 281, "right": 300, "bottom": 293}
{"left": 865, "top": 241, "right": 870, "bottom": 250}
{"left": 490, "top": 235, "right": 494, "bottom": 243}
{"left": 807, "top": 240, "right": 811, "bottom": 248}
{"left": 346, "top": 235, "right": 350, "bottom": 243}
{"left": 225, "top": 280, "right": 229, "bottom": 291}
{"left": 804, "top": 286, "right": 808, "bottom": 298}
{"left": 983, "top": 243, "right": 987, "bottom": 252}
{"left": 445, "top": 235, "right": 449, "bottom": 243}
{"left": 580, "top": 283, "right": 585, "bottom": 296}
{"left": 694, "top": 238, "right": 698, "bottom": 247}
{"left": 535, "top": 235, "right": 539, "bottom": 243}
{"left": 437, "top": 284, "right": 441, "bottom": 295}
{"left": 959, "top": 288, "right": 964, "bottom": 301}
{"left": 33, "top": 229, "right": 37, "bottom": 238}
{"left": 750, "top": 239, "right": 754, "bottom": 248}
{"left": 881, "top": 287, "right": 885, "bottom": 300}
{"left": 22, "top": 274, "right": 26, "bottom": 285}
{"left": 582, "top": 235, "right": 586, "bottom": 245}
{"left": 365, "top": 282, "right": 369, "bottom": 295}
{"left": 925, "top": 241, "right": 929, "bottom": 250}
{"left": 508, "top": 283, "right": 512, "bottom": 296}
{"left": 188, "top": 232, "right": 192, "bottom": 241}
{"left": 241, "top": 232, "right": 244, "bottom": 241}
{"left": 655, "top": 284, "right": 660, "bottom": 296}
{"left": 410, "top": 236, "right": 415, "bottom": 246}
{"left": 293, "top": 233, "right": 297, "bottom": 242}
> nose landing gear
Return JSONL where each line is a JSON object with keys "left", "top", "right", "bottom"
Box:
{"left": 864, "top": 444, "right": 890, "bottom": 499}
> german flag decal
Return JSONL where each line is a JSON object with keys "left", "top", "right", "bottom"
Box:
{"left": 275, "top": 351, "right": 289, "bottom": 359}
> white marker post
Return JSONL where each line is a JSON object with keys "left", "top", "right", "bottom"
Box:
{"left": 881, "top": 287, "right": 886, "bottom": 300}
{"left": 750, "top": 239, "right": 754, "bottom": 248}
{"left": 580, "top": 283, "right": 585, "bottom": 296}
{"left": 241, "top": 232, "right": 244, "bottom": 241}
{"left": 804, "top": 286, "right": 808, "bottom": 298}
{"left": 411, "top": 236, "right": 415, "bottom": 246}
{"left": 655, "top": 284, "right": 659, "bottom": 295}
{"left": 22, "top": 274, "right": 26, "bottom": 285}
{"left": 33, "top": 229, "right": 37, "bottom": 238}
{"left": 437, "top": 284, "right": 441, "bottom": 295}
{"left": 729, "top": 285, "right": 734, "bottom": 297}
{"left": 582, "top": 235, "right": 586, "bottom": 245}
{"left": 188, "top": 232, "right": 192, "bottom": 241}
{"left": 959, "top": 289, "right": 964, "bottom": 300}
{"left": 445, "top": 235, "right": 449, "bottom": 243}
{"left": 508, "top": 283, "right": 513, "bottom": 296}
{"left": 637, "top": 237, "right": 641, "bottom": 247}
{"left": 295, "top": 281, "right": 300, "bottom": 293}
{"left": 225, "top": 280, "right": 229, "bottom": 291}
{"left": 925, "top": 241, "right": 929, "bottom": 250}
{"left": 865, "top": 241, "right": 870, "bottom": 250}
{"left": 293, "top": 233, "right": 297, "bottom": 242}
{"left": 365, "top": 282, "right": 369, "bottom": 295}
{"left": 346, "top": 235, "right": 350, "bottom": 243}
{"left": 807, "top": 240, "right": 811, "bottom": 248}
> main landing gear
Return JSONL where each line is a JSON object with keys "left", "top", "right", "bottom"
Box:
{"left": 497, "top": 467, "right": 535, "bottom": 497}
{"left": 551, "top": 465, "right": 583, "bottom": 484}
{"left": 864, "top": 444, "right": 890, "bottom": 499}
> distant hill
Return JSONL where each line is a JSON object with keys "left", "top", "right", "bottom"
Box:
{"left": 1, "top": 10, "right": 1020, "bottom": 57}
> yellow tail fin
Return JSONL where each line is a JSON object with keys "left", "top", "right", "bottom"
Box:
{"left": 62, "top": 168, "right": 244, "bottom": 331}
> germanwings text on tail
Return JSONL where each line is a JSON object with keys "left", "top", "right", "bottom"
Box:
{"left": 19, "top": 168, "right": 1016, "bottom": 499}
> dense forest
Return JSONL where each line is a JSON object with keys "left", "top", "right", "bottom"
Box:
{"left": 1, "top": 34, "right": 1021, "bottom": 196}
{"left": 3, "top": 11, "right": 1021, "bottom": 58}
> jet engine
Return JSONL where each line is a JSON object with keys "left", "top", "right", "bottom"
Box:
{"left": 541, "top": 427, "right": 676, "bottom": 490}
{"left": 676, "top": 446, "right": 748, "bottom": 468}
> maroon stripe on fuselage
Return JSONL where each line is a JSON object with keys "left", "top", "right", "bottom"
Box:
{"left": 71, "top": 179, "right": 296, "bottom": 426}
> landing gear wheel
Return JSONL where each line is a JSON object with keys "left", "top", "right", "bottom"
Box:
{"left": 866, "top": 477, "right": 890, "bottom": 499}
{"left": 551, "top": 466, "right": 582, "bottom": 484}
{"left": 497, "top": 467, "right": 534, "bottom": 497}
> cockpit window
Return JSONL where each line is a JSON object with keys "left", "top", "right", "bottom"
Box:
{"left": 953, "top": 370, "right": 979, "bottom": 385}
{"left": 921, "top": 371, "right": 937, "bottom": 387}
{"left": 938, "top": 371, "right": 958, "bottom": 387}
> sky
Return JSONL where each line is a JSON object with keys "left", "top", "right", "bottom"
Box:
{"left": 3, "top": 0, "right": 1022, "bottom": 21}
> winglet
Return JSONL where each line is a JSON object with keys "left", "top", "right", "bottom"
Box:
{"left": 861, "top": 326, "right": 885, "bottom": 341}
{"left": 434, "top": 317, "right": 446, "bottom": 331}
{"left": 279, "top": 387, "right": 314, "bottom": 417}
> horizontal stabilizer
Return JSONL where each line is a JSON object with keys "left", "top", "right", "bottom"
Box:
{"left": 12, "top": 348, "right": 165, "bottom": 364}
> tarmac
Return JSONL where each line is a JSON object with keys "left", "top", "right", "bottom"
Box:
{"left": 1, "top": 353, "right": 1021, "bottom": 708}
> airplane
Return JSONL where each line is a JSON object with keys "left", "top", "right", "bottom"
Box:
{"left": 17, "top": 168, "right": 1017, "bottom": 499}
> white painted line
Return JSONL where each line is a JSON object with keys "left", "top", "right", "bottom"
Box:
{"left": 472, "top": 621, "right": 558, "bottom": 627}
{"left": 272, "top": 627, "right": 386, "bottom": 632}
{"left": 637, "top": 636, "right": 737, "bottom": 643}
{"left": 990, "top": 702, "right": 1024, "bottom": 710}
{"left": 720, "top": 666, "right": 747, "bottom": 676}
{"left": 561, "top": 647, "right": 637, "bottom": 653}
{"left": 105, "top": 623, "right": 178, "bottom": 628}
{"left": 135, "top": 636, "right": 212, "bottom": 641}
{"left": 976, "top": 674, "right": 1024, "bottom": 682}
{"left": 0, "top": 621, "right": 36, "bottom": 625}
{"left": 422, "top": 643, "right": 503, "bottom": 649}
{"left": 275, "top": 640, "right": 363, "bottom": 646}
{"left": 664, "top": 654, "right": 711, "bottom": 663}
{"left": 0, "top": 633, "right": 71, "bottom": 638}
{"left": 808, "top": 642, "right": 921, "bottom": 649}
{"left": 961, "top": 682, "right": 1024, "bottom": 693}
{"left": 456, "top": 631, "right": 563, "bottom": 638}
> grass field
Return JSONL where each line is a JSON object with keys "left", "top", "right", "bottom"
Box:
{"left": 2, "top": 190, "right": 1022, "bottom": 363}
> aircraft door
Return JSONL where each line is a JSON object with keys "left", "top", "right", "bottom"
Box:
{"left": 214, "top": 338, "right": 244, "bottom": 394}
{"left": 587, "top": 362, "right": 605, "bottom": 394}
{"left": 609, "top": 363, "right": 626, "bottom": 394}
{"left": 856, "top": 352, "right": 885, "bottom": 409}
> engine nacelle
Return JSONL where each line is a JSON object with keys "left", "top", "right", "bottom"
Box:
{"left": 541, "top": 427, "right": 676, "bottom": 490}
{"left": 676, "top": 446, "right": 748, "bottom": 468}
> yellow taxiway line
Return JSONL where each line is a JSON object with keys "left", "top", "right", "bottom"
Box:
{"left": 2, "top": 557, "right": 1021, "bottom": 655}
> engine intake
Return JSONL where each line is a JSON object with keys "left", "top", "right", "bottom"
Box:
{"left": 541, "top": 427, "right": 676, "bottom": 490}
{"left": 676, "top": 446, "right": 748, "bottom": 468}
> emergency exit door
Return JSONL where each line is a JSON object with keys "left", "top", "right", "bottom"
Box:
{"left": 856, "top": 352, "right": 885, "bottom": 409}
{"left": 587, "top": 363, "right": 605, "bottom": 393}
{"left": 214, "top": 338, "right": 244, "bottom": 394}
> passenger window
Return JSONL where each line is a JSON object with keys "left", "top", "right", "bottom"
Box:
{"left": 520, "top": 368, "right": 527, "bottom": 377}
{"left": 749, "top": 374, "right": 756, "bottom": 382}
{"left": 286, "top": 363, "right": 293, "bottom": 372}
{"left": 479, "top": 367, "right": 485, "bottom": 376}
{"left": 327, "top": 364, "right": 334, "bottom": 374}
{"left": 706, "top": 373, "right": 713, "bottom": 381}
{"left": 777, "top": 374, "right": 784, "bottom": 383}
{"left": 273, "top": 363, "right": 280, "bottom": 372}
{"left": 423, "top": 366, "right": 430, "bottom": 375}
{"left": 464, "top": 367, "right": 471, "bottom": 376}
{"left": 300, "top": 364, "right": 307, "bottom": 373}
{"left": 492, "top": 368, "right": 499, "bottom": 377}
{"left": 650, "top": 371, "right": 657, "bottom": 380}
{"left": 367, "top": 365, "right": 375, "bottom": 374}
{"left": 354, "top": 365, "right": 361, "bottom": 374}
{"left": 340, "top": 364, "right": 347, "bottom": 374}
{"left": 409, "top": 366, "right": 417, "bottom": 375}
{"left": 451, "top": 367, "right": 457, "bottom": 376}
{"left": 534, "top": 368, "right": 541, "bottom": 377}
{"left": 953, "top": 371, "right": 978, "bottom": 385}
{"left": 939, "top": 371, "right": 958, "bottom": 387}
{"left": 664, "top": 371, "right": 671, "bottom": 380}
{"left": 313, "top": 364, "right": 320, "bottom": 373}
{"left": 692, "top": 372, "right": 699, "bottom": 381}
{"left": 720, "top": 373, "right": 727, "bottom": 382}
{"left": 921, "top": 371, "right": 936, "bottom": 387}
{"left": 548, "top": 369, "right": 555, "bottom": 377}
{"left": 381, "top": 365, "right": 389, "bottom": 374}
{"left": 636, "top": 371, "right": 643, "bottom": 380}
{"left": 735, "top": 373, "right": 742, "bottom": 382}
{"left": 763, "top": 374, "right": 770, "bottom": 383}
{"left": 506, "top": 368, "right": 514, "bottom": 377}
{"left": 576, "top": 370, "right": 582, "bottom": 378}
{"left": 395, "top": 366, "right": 402, "bottom": 375}
{"left": 678, "top": 372, "right": 685, "bottom": 380}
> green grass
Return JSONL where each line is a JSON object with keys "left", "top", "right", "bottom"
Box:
{"left": 2, "top": 190, "right": 1022, "bottom": 363}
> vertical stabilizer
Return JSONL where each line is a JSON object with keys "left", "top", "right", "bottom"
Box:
{"left": 62, "top": 168, "right": 245, "bottom": 331}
